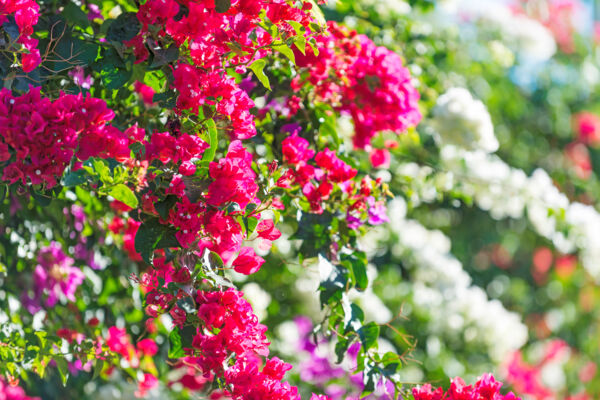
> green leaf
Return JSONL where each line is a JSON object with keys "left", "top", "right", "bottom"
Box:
{"left": 287, "top": 20, "right": 305, "bottom": 35}
{"left": 109, "top": 184, "right": 138, "bottom": 208}
{"left": 106, "top": 12, "right": 140, "bottom": 42}
{"left": 246, "top": 217, "right": 258, "bottom": 236}
{"left": 55, "top": 357, "right": 69, "bottom": 386}
{"left": 153, "top": 89, "right": 178, "bottom": 109}
{"left": 317, "top": 107, "right": 340, "bottom": 146}
{"left": 200, "top": 249, "right": 233, "bottom": 288}
{"left": 156, "top": 229, "right": 180, "bottom": 249}
{"left": 215, "top": 0, "right": 231, "bottom": 13}
{"left": 149, "top": 45, "right": 179, "bottom": 68}
{"left": 203, "top": 250, "right": 224, "bottom": 270}
{"left": 168, "top": 329, "right": 185, "bottom": 358}
{"left": 63, "top": 3, "right": 90, "bottom": 29}
{"left": 199, "top": 118, "right": 218, "bottom": 172}
{"left": 3, "top": 18, "right": 19, "bottom": 42}
{"left": 381, "top": 352, "right": 400, "bottom": 376}
{"left": 361, "top": 359, "right": 379, "bottom": 396}
{"left": 155, "top": 195, "right": 178, "bottom": 220}
{"left": 35, "top": 332, "right": 47, "bottom": 349}
{"left": 62, "top": 169, "right": 87, "bottom": 187}
{"left": 92, "top": 159, "right": 111, "bottom": 182}
{"left": 134, "top": 218, "right": 178, "bottom": 264}
{"left": 342, "top": 253, "right": 368, "bottom": 291}
{"left": 308, "top": 37, "right": 320, "bottom": 57}
{"left": 343, "top": 301, "right": 364, "bottom": 333}
{"left": 294, "top": 35, "right": 307, "bottom": 55}
{"left": 358, "top": 322, "right": 379, "bottom": 351}
{"left": 249, "top": 59, "right": 271, "bottom": 90}
{"left": 31, "top": 190, "right": 52, "bottom": 206}
{"left": 100, "top": 65, "right": 132, "bottom": 89}
{"left": 92, "top": 359, "right": 104, "bottom": 380}
{"left": 334, "top": 337, "right": 351, "bottom": 364}
{"left": 0, "top": 184, "right": 8, "bottom": 203}
{"left": 275, "top": 42, "right": 295, "bottom": 64}
{"left": 318, "top": 259, "right": 347, "bottom": 306}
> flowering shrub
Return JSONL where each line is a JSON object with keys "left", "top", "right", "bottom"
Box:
{"left": 2, "top": 0, "right": 600, "bottom": 399}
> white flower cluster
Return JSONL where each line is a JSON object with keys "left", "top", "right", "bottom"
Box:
{"left": 381, "top": 198, "right": 528, "bottom": 361}
{"left": 433, "top": 88, "right": 498, "bottom": 153}
{"left": 438, "top": 146, "right": 600, "bottom": 280}
{"left": 440, "top": 0, "right": 557, "bottom": 62}
{"left": 417, "top": 79, "right": 600, "bottom": 280}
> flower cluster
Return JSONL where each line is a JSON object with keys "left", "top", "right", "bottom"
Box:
{"left": 0, "top": 377, "right": 39, "bottom": 400}
{"left": 436, "top": 147, "right": 600, "bottom": 280}
{"left": 517, "top": 0, "right": 579, "bottom": 54}
{"left": 137, "top": 0, "right": 312, "bottom": 69}
{"left": 0, "top": 0, "right": 41, "bottom": 72}
{"left": 294, "top": 21, "right": 421, "bottom": 149}
{"left": 458, "top": 1, "right": 557, "bottom": 62}
{"left": 134, "top": 0, "right": 315, "bottom": 139}
{"left": 412, "top": 374, "right": 520, "bottom": 400}
{"left": 191, "top": 289, "right": 339, "bottom": 399}
{"left": 365, "top": 198, "right": 528, "bottom": 361}
{"left": 172, "top": 66, "right": 257, "bottom": 139}
{"left": 104, "top": 327, "right": 159, "bottom": 397}
{"left": 278, "top": 132, "right": 388, "bottom": 226}
{"left": 433, "top": 87, "right": 498, "bottom": 153}
{"left": 24, "top": 242, "right": 85, "bottom": 313}
{"left": 146, "top": 129, "right": 208, "bottom": 176}
{"left": 573, "top": 112, "right": 600, "bottom": 146}
{"left": 276, "top": 316, "right": 396, "bottom": 400}
{"left": 142, "top": 287, "right": 321, "bottom": 399}
{"left": 206, "top": 140, "right": 258, "bottom": 209}
{"left": 503, "top": 340, "right": 587, "bottom": 400}
{"left": 0, "top": 88, "right": 133, "bottom": 187}
{"left": 139, "top": 140, "right": 277, "bottom": 273}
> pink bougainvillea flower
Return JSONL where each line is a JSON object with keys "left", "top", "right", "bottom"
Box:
{"left": 232, "top": 247, "right": 265, "bottom": 275}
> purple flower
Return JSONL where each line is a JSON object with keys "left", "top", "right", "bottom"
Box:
{"left": 86, "top": 3, "right": 103, "bottom": 20}
{"left": 28, "top": 242, "right": 85, "bottom": 311}
{"left": 282, "top": 123, "right": 302, "bottom": 136}
{"left": 367, "top": 197, "right": 389, "bottom": 225}
{"left": 239, "top": 75, "right": 257, "bottom": 93}
{"left": 68, "top": 66, "right": 93, "bottom": 89}
{"left": 346, "top": 212, "right": 364, "bottom": 230}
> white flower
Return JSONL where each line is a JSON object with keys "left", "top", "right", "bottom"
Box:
{"left": 385, "top": 215, "right": 528, "bottom": 361}
{"left": 424, "top": 146, "right": 600, "bottom": 281}
{"left": 441, "top": 1, "right": 557, "bottom": 62}
{"left": 433, "top": 88, "right": 499, "bottom": 153}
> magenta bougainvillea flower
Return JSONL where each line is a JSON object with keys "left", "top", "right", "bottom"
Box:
{"left": 26, "top": 242, "right": 84, "bottom": 312}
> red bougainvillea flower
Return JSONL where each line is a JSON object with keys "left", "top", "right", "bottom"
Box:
{"left": 282, "top": 134, "right": 315, "bottom": 165}
{"left": 294, "top": 21, "right": 421, "bottom": 149}
{"left": 369, "top": 148, "right": 391, "bottom": 168}
{"left": 413, "top": 373, "right": 520, "bottom": 400}
{"left": 232, "top": 246, "right": 265, "bottom": 275}
{"left": 0, "top": 377, "right": 40, "bottom": 400}
{"left": 134, "top": 81, "right": 156, "bottom": 105}
{"left": 573, "top": 111, "right": 600, "bottom": 146}
{"left": 206, "top": 140, "right": 258, "bottom": 209}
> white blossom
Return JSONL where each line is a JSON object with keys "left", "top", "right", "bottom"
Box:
{"left": 433, "top": 88, "right": 498, "bottom": 153}
{"left": 377, "top": 198, "right": 528, "bottom": 361}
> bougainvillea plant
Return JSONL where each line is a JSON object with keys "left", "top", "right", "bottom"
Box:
{"left": 0, "top": 0, "right": 525, "bottom": 399}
